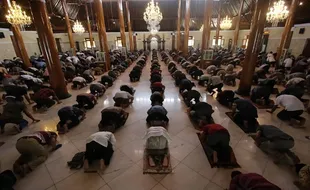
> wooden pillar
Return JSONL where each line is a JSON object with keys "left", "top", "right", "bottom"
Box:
{"left": 236, "top": 0, "right": 270, "bottom": 95}
{"left": 183, "top": 0, "right": 191, "bottom": 56}
{"left": 10, "top": 35, "right": 22, "bottom": 58}
{"left": 117, "top": 0, "right": 126, "bottom": 48}
{"left": 85, "top": 4, "right": 94, "bottom": 49}
{"left": 60, "top": 0, "right": 75, "bottom": 55}
{"left": 94, "top": 0, "right": 111, "bottom": 70}
{"left": 215, "top": 3, "right": 222, "bottom": 46}
{"left": 176, "top": 0, "right": 182, "bottom": 51}
{"left": 11, "top": 26, "right": 32, "bottom": 68}
{"left": 158, "top": 39, "right": 162, "bottom": 51}
{"left": 233, "top": 0, "right": 245, "bottom": 51}
{"left": 126, "top": 0, "right": 134, "bottom": 51}
{"left": 276, "top": 0, "right": 299, "bottom": 61}
{"left": 200, "top": 0, "right": 213, "bottom": 67}
{"left": 133, "top": 34, "right": 137, "bottom": 51}
{"left": 172, "top": 34, "right": 176, "bottom": 50}
{"left": 29, "top": 0, "right": 69, "bottom": 98}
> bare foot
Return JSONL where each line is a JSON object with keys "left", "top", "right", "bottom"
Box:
{"left": 148, "top": 156, "right": 156, "bottom": 167}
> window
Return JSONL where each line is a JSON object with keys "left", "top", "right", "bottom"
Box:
{"left": 188, "top": 36, "right": 194, "bottom": 47}
{"left": 116, "top": 37, "right": 122, "bottom": 49}
{"left": 84, "top": 38, "right": 96, "bottom": 49}
{"left": 212, "top": 36, "right": 224, "bottom": 47}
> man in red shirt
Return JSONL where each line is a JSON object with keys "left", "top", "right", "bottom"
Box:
{"left": 199, "top": 124, "right": 231, "bottom": 164}
{"left": 229, "top": 171, "right": 281, "bottom": 190}
{"left": 32, "top": 88, "right": 61, "bottom": 111}
{"left": 151, "top": 82, "right": 165, "bottom": 94}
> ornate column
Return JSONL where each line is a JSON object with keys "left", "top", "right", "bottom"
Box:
{"left": 10, "top": 34, "right": 22, "bottom": 58}
{"left": 233, "top": 0, "right": 245, "bottom": 51}
{"left": 236, "top": 0, "right": 270, "bottom": 95}
{"left": 94, "top": 0, "right": 111, "bottom": 70}
{"left": 162, "top": 34, "right": 165, "bottom": 50}
{"left": 276, "top": 0, "right": 299, "bottom": 61}
{"left": 183, "top": 0, "right": 191, "bottom": 56}
{"left": 29, "top": 0, "right": 69, "bottom": 98}
{"left": 200, "top": 0, "right": 213, "bottom": 67}
{"left": 117, "top": 0, "right": 126, "bottom": 48}
{"left": 60, "top": 0, "right": 75, "bottom": 55}
{"left": 85, "top": 4, "right": 94, "bottom": 49}
{"left": 126, "top": 0, "right": 134, "bottom": 51}
{"left": 172, "top": 33, "right": 176, "bottom": 50}
{"left": 215, "top": 2, "right": 222, "bottom": 46}
{"left": 176, "top": 0, "right": 182, "bottom": 51}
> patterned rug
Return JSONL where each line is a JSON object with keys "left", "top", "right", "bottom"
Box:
{"left": 196, "top": 133, "right": 240, "bottom": 169}
{"left": 225, "top": 112, "right": 257, "bottom": 134}
{"left": 143, "top": 149, "right": 172, "bottom": 174}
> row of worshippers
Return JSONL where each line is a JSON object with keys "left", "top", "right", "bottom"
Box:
{"left": 163, "top": 50, "right": 310, "bottom": 189}
{"left": 129, "top": 51, "right": 149, "bottom": 82}
{"left": 10, "top": 52, "right": 141, "bottom": 176}
{"left": 145, "top": 50, "right": 171, "bottom": 169}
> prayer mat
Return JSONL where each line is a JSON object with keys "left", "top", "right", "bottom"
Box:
{"left": 0, "top": 142, "right": 4, "bottom": 147}
{"left": 196, "top": 133, "right": 240, "bottom": 168}
{"left": 143, "top": 149, "right": 172, "bottom": 174}
{"left": 238, "top": 95, "right": 275, "bottom": 109}
{"left": 225, "top": 112, "right": 257, "bottom": 134}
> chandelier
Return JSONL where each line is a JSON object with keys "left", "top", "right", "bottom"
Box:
{"left": 143, "top": 0, "right": 163, "bottom": 28}
{"left": 266, "top": 0, "right": 289, "bottom": 27}
{"left": 6, "top": 1, "right": 32, "bottom": 26}
{"left": 220, "top": 16, "right": 232, "bottom": 30}
{"left": 72, "top": 20, "right": 85, "bottom": 34}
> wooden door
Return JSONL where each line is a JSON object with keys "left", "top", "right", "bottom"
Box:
{"left": 302, "top": 39, "right": 310, "bottom": 57}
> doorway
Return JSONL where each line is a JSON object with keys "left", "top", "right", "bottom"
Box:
{"left": 302, "top": 39, "right": 310, "bottom": 57}
{"left": 150, "top": 37, "right": 158, "bottom": 50}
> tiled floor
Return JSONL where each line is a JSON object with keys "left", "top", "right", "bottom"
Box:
{"left": 1, "top": 53, "right": 310, "bottom": 190}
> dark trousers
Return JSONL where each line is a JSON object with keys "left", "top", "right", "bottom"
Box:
{"left": 250, "top": 93, "right": 271, "bottom": 105}
{"left": 77, "top": 97, "right": 95, "bottom": 109}
{"left": 0, "top": 118, "right": 28, "bottom": 132}
{"left": 233, "top": 112, "right": 258, "bottom": 132}
{"left": 85, "top": 141, "right": 114, "bottom": 165}
{"left": 34, "top": 98, "right": 55, "bottom": 109}
{"left": 207, "top": 83, "right": 223, "bottom": 93}
{"left": 83, "top": 74, "right": 93, "bottom": 83}
{"left": 277, "top": 109, "right": 304, "bottom": 121}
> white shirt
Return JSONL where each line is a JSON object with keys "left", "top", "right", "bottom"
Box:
{"left": 144, "top": 127, "right": 171, "bottom": 150}
{"left": 275, "top": 95, "right": 304, "bottom": 111}
{"left": 86, "top": 56, "right": 95, "bottom": 61}
{"left": 114, "top": 91, "right": 133, "bottom": 99}
{"left": 86, "top": 132, "right": 116, "bottom": 150}
{"left": 284, "top": 58, "right": 293, "bottom": 68}
{"left": 267, "top": 53, "right": 275, "bottom": 62}
{"left": 20, "top": 75, "right": 43, "bottom": 84}
{"left": 72, "top": 76, "right": 86, "bottom": 83}
{"left": 72, "top": 56, "right": 79, "bottom": 64}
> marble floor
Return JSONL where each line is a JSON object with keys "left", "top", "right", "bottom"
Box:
{"left": 1, "top": 53, "right": 310, "bottom": 190}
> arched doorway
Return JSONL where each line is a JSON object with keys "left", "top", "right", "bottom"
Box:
{"left": 150, "top": 37, "right": 158, "bottom": 50}
{"left": 146, "top": 34, "right": 162, "bottom": 51}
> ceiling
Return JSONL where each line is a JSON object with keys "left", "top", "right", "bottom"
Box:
{"left": 0, "top": 0, "right": 310, "bottom": 33}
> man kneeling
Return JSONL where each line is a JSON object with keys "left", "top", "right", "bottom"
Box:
{"left": 255, "top": 125, "right": 299, "bottom": 165}
{"left": 188, "top": 102, "right": 214, "bottom": 125}
{"left": 120, "top": 85, "right": 135, "bottom": 95}
{"left": 98, "top": 106, "right": 129, "bottom": 132}
{"left": 32, "top": 87, "right": 61, "bottom": 111}
{"left": 72, "top": 76, "right": 87, "bottom": 89}
{"left": 199, "top": 124, "right": 234, "bottom": 166}
{"left": 216, "top": 90, "right": 237, "bottom": 108}
{"left": 232, "top": 99, "right": 258, "bottom": 132}
{"left": 146, "top": 105, "right": 169, "bottom": 126}
{"left": 84, "top": 131, "right": 116, "bottom": 172}
{"left": 113, "top": 91, "right": 134, "bottom": 108}
{"left": 150, "top": 91, "right": 164, "bottom": 106}
{"left": 90, "top": 83, "right": 106, "bottom": 97}
{"left": 75, "top": 93, "right": 97, "bottom": 110}
{"left": 57, "top": 106, "right": 86, "bottom": 134}
{"left": 13, "top": 131, "right": 61, "bottom": 177}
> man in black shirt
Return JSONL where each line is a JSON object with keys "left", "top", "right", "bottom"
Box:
{"left": 232, "top": 99, "right": 258, "bottom": 132}
{"left": 188, "top": 102, "right": 214, "bottom": 125}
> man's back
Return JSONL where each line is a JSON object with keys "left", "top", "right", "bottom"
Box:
{"left": 230, "top": 173, "right": 280, "bottom": 190}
